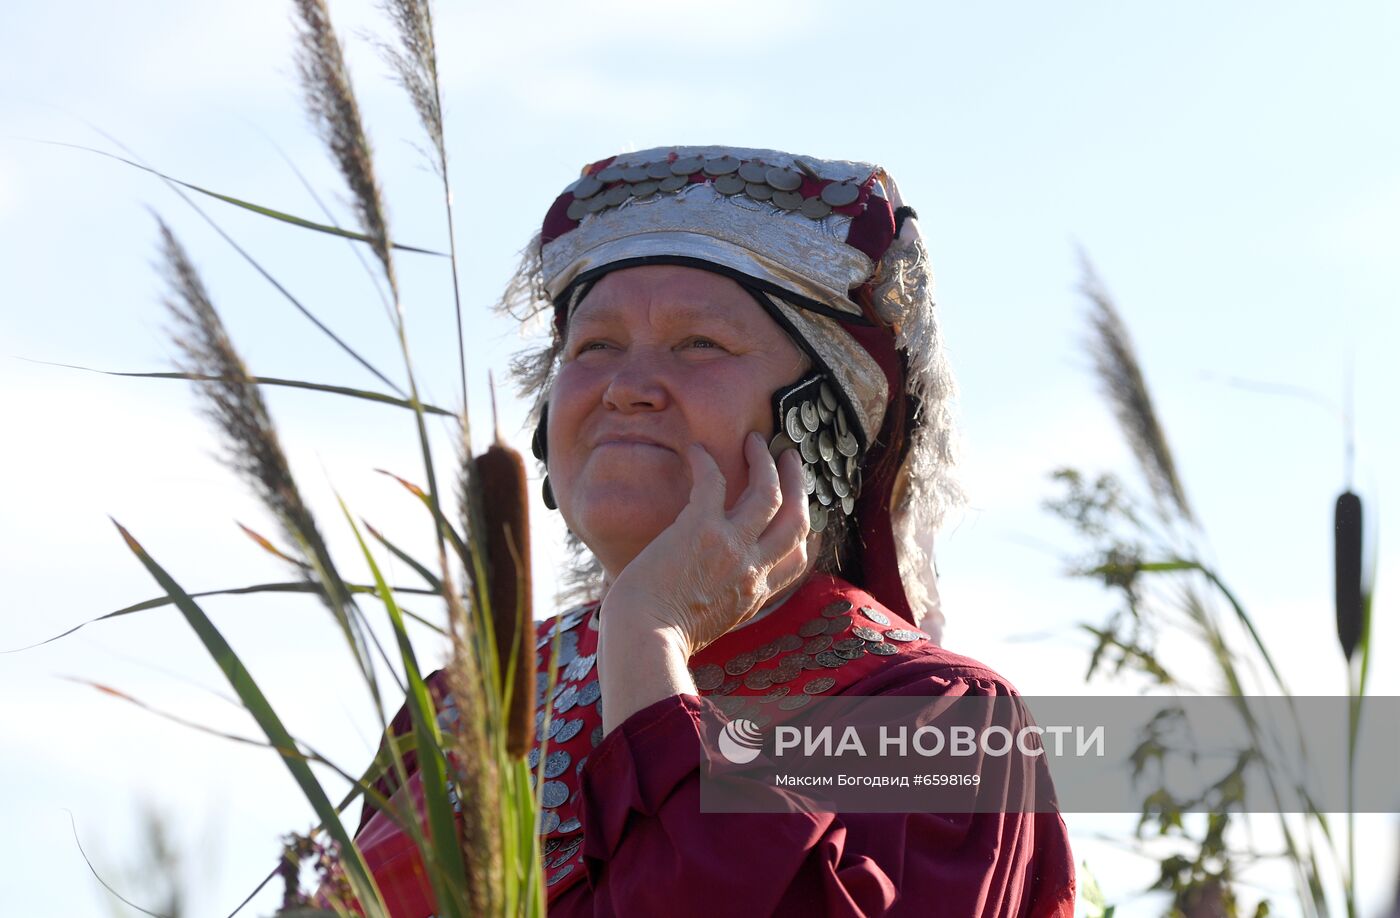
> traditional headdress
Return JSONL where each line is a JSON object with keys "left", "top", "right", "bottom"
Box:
{"left": 499, "top": 145, "right": 965, "bottom": 642}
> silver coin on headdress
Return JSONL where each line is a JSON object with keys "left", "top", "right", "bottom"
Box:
{"left": 785, "top": 407, "right": 807, "bottom": 443}
{"left": 765, "top": 166, "right": 803, "bottom": 191}
{"left": 714, "top": 173, "right": 745, "bottom": 195}
{"left": 738, "top": 161, "right": 769, "bottom": 183}
{"left": 801, "top": 197, "right": 833, "bottom": 219}
{"left": 820, "top": 181, "right": 861, "bottom": 207}
{"left": 703, "top": 155, "right": 741, "bottom": 175}
{"left": 671, "top": 156, "right": 704, "bottom": 175}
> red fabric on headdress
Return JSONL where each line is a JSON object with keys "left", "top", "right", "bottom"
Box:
{"left": 834, "top": 315, "right": 915, "bottom": 626}
{"left": 842, "top": 183, "right": 897, "bottom": 265}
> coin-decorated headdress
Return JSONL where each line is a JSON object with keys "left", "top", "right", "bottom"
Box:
{"left": 499, "top": 145, "right": 965, "bottom": 641}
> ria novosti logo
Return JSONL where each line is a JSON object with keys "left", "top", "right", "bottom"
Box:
{"left": 718, "top": 718, "right": 765, "bottom": 764}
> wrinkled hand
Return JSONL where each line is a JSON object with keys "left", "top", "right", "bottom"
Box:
{"left": 603, "top": 432, "right": 811, "bottom": 657}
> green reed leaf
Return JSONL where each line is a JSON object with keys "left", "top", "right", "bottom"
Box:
{"left": 112, "top": 519, "right": 387, "bottom": 915}
{"left": 238, "top": 522, "right": 312, "bottom": 569}
{"left": 364, "top": 521, "right": 442, "bottom": 591}
{"left": 4, "top": 581, "right": 444, "bottom": 654}
{"left": 39, "top": 140, "right": 446, "bottom": 257}
{"left": 338, "top": 496, "right": 469, "bottom": 917}
{"left": 19, "top": 360, "right": 455, "bottom": 417}
{"left": 375, "top": 469, "right": 469, "bottom": 561}
{"left": 65, "top": 811, "right": 170, "bottom": 918}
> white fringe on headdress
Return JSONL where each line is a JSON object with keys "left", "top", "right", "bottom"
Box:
{"left": 867, "top": 210, "right": 969, "bottom": 644}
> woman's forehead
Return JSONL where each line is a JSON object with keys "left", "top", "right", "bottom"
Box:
{"left": 569, "top": 265, "right": 771, "bottom": 331}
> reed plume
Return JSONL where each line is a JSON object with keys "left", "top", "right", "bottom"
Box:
{"left": 375, "top": 0, "right": 443, "bottom": 169}
{"left": 157, "top": 218, "right": 370, "bottom": 674}
{"left": 292, "top": 0, "right": 398, "bottom": 296}
{"left": 1079, "top": 253, "right": 1194, "bottom": 526}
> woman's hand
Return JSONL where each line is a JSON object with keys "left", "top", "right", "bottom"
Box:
{"left": 602, "top": 431, "right": 812, "bottom": 658}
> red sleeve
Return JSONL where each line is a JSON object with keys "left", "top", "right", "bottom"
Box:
{"left": 573, "top": 671, "right": 1075, "bottom": 918}
{"left": 577, "top": 693, "right": 897, "bottom": 917}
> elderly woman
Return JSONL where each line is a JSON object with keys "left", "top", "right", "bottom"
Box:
{"left": 352, "top": 146, "right": 1075, "bottom": 916}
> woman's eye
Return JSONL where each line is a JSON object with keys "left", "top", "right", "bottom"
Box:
{"left": 684, "top": 337, "right": 722, "bottom": 350}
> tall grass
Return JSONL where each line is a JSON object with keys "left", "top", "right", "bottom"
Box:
{"left": 1046, "top": 257, "right": 1379, "bottom": 917}
{"left": 25, "top": 0, "right": 550, "bottom": 914}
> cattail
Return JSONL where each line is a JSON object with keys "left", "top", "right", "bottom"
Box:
{"left": 472, "top": 378, "right": 535, "bottom": 758}
{"left": 1335, "top": 490, "right": 1364, "bottom": 660}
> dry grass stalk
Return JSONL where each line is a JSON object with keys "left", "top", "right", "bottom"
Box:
{"left": 291, "top": 0, "right": 398, "bottom": 295}
{"left": 1079, "top": 254, "right": 1194, "bottom": 525}
{"left": 443, "top": 586, "right": 504, "bottom": 915}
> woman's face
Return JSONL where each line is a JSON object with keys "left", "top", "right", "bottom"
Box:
{"left": 547, "top": 265, "right": 810, "bottom": 578}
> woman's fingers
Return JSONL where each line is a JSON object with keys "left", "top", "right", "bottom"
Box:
{"left": 765, "top": 538, "right": 810, "bottom": 597}
{"left": 683, "top": 442, "right": 728, "bottom": 516}
{"left": 755, "top": 447, "right": 810, "bottom": 568}
{"left": 729, "top": 432, "right": 784, "bottom": 537}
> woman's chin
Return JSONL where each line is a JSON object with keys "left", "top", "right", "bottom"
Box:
{"left": 568, "top": 492, "right": 683, "bottom": 553}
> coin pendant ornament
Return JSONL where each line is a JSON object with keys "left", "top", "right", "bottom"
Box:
{"left": 768, "top": 372, "right": 865, "bottom": 532}
{"left": 714, "top": 173, "right": 745, "bottom": 195}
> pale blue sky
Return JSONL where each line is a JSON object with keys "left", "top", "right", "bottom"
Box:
{"left": 2, "top": 1, "right": 1396, "bottom": 915}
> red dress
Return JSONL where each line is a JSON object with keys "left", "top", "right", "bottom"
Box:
{"left": 346, "top": 573, "right": 1076, "bottom": 916}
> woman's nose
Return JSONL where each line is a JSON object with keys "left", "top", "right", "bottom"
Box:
{"left": 601, "top": 351, "right": 669, "bottom": 413}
